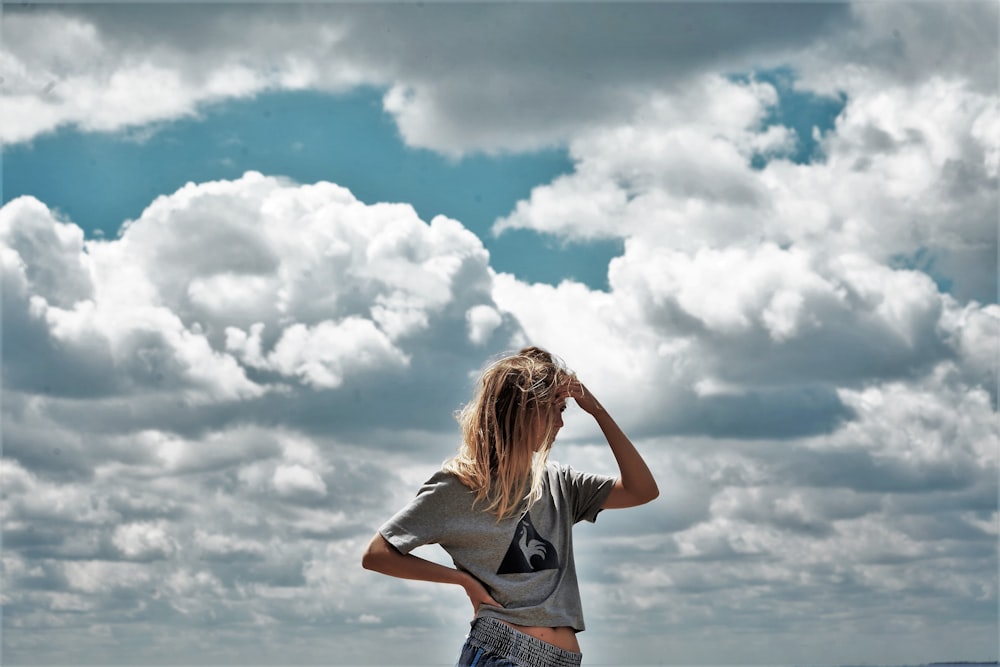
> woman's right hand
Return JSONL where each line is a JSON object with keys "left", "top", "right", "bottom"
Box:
{"left": 362, "top": 535, "right": 505, "bottom": 617}
{"left": 462, "top": 575, "right": 504, "bottom": 615}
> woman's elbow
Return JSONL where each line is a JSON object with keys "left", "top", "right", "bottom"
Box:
{"left": 638, "top": 482, "right": 659, "bottom": 506}
{"left": 361, "top": 534, "right": 390, "bottom": 571}
{"left": 645, "top": 485, "right": 660, "bottom": 505}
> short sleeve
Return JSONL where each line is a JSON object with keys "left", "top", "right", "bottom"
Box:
{"left": 556, "top": 464, "right": 617, "bottom": 524}
{"left": 378, "top": 470, "right": 456, "bottom": 555}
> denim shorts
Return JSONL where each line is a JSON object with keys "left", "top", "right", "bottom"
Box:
{"left": 455, "top": 617, "right": 583, "bottom": 667}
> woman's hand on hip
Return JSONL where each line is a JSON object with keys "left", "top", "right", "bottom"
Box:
{"left": 462, "top": 575, "right": 503, "bottom": 615}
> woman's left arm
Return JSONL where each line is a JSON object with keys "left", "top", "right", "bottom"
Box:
{"left": 567, "top": 380, "right": 659, "bottom": 509}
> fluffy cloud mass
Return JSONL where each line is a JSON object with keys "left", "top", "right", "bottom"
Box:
{"left": 1, "top": 3, "right": 850, "bottom": 151}
{"left": 1, "top": 2, "right": 997, "bottom": 666}
{"left": 1, "top": 170, "right": 511, "bottom": 428}
{"left": 1, "top": 171, "right": 523, "bottom": 664}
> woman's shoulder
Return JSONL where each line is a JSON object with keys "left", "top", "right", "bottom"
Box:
{"left": 420, "top": 468, "right": 476, "bottom": 497}
{"left": 544, "top": 460, "right": 573, "bottom": 478}
{"left": 544, "top": 460, "right": 613, "bottom": 489}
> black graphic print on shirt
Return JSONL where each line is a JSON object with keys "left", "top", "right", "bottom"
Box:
{"left": 497, "top": 512, "right": 559, "bottom": 574}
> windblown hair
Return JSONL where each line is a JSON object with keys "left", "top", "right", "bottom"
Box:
{"left": 444, "top": 347, "right": 572, "bottom": 521}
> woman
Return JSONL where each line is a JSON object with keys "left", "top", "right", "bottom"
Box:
{"left": 362, "top": 347, "right": 658, "bottom": 666}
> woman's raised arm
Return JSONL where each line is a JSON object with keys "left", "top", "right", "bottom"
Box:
{"left": 566, "top": 380, "right": 659, "bottom": 509}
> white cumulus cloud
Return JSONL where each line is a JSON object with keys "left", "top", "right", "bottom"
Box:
{"left": 273, "top": 464, "right": 328, "bottom": 499}
{"left": 112, "top": 521, "right": 178, "bottom": 561}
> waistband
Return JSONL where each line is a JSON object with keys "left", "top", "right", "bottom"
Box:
{"left": 467, "top": 617, "right": 582, "bottom": 667}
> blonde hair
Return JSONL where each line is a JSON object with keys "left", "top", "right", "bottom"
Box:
{"left": 444, "top": 347, "right": 572, "bottom": 521}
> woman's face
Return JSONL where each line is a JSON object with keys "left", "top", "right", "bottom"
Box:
{"left": 532, "top": 399, "right": 566, "bottom": 452}
{"left": 554, "top": 399, "right": 566, "bottom": 431}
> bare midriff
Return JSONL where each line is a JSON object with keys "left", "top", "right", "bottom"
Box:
{"left": 498, "top": 620, "right": 581, "bottom": 653}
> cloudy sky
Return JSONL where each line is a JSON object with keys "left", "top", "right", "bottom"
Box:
{"left": 1, "top": 2, "right": 998, "bottom": 666}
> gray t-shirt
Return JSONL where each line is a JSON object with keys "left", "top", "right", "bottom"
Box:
{"left": 379, "top": 461, "right": 616, "bottom": 632}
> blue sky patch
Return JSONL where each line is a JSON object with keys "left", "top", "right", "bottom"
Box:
{"left": 733, "top": 66, "right": 847, "bottom": 168}
{"left": 4, "top": 87, "right": 621, "bottom": 289}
